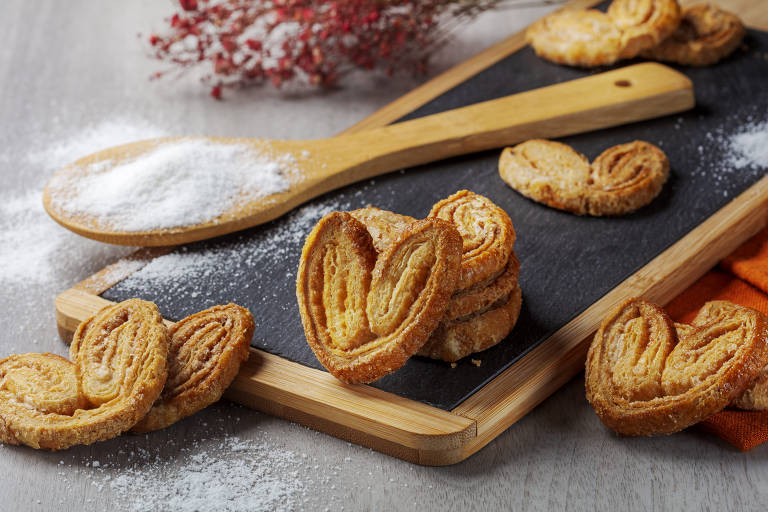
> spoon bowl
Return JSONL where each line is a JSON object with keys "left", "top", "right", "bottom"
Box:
{"left": 43, "top": 63, "right": 694, "bottom": 246}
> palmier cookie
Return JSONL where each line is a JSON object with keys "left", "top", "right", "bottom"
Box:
{"left": 349, "top": 206, "right": 416, "bottom": 253}
{"left": 419, "top": 285, "right": 522, "bottom": 362}
{"left": 132, "top": 304, "right": 254, "bottom": 433}
{"left": 586, "top": 298, "right": 768, "bottom": 436}
{"left": 607, "top": 0, "right": 682, "bottom": 59}
{"left": 526, "top": 10, "right": 624, "bottom": 67}
{"left": 429, "top": 190, "right": 516, "bottom": 292}
{"left": 681, "top": 301, "right": 768, "bottom": 411}
{"left": 0, "top": 299, "right": 168, "bottom": 450}
{"left": 642, "top": 4, "right": 745, "bottom": 66}
{"left": 296, "top": 212, "right": 461, "bottom": 383}
{"left": 499, "top": 139, "right": 669, "bottom": 216}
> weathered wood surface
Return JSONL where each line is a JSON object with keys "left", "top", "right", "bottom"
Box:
{"left": 1, "top": 0, "right": 767, "bottom": 509}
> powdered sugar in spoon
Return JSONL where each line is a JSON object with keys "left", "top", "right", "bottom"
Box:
{"left": 42, "top": 63, "right": 692, "bottom": 247}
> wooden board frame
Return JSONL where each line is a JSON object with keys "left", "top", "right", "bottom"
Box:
{"left": 54, "top": 0, "right": 768, "bottom": 465}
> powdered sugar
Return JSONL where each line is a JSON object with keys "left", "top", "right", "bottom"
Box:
{"left": 110, "top": 194, "right": 356, "bottom": 306}
{"left": 105, "top": 434, "right": 306, "bottom": 512}
{"left": 726, "top": 120, "right": 768, "bottom": 169}
{"left": 48, "top": 139, "right": 297, "bottom": 232}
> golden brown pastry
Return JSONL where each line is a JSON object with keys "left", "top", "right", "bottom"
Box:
{"left": 499, "top": 139, "right": 669, "bottom": 216}
{"left": 296, "top": 212, "right": 462, "bottom": 383}
{"left": 526, "top": 10, "right": 624, "bottom": 67}
{"left": 349, "top": 207, "right": 416, "bottom": 253}
{"left": 418, "top": 285, "right": 523, "bottom": 362}
{"left": 586, "top": 298, "right": 768, "bottom": 436}
{"left": 0, "top": 299, "right": 168, "bottom": 450}
{"left": 443, "top": 252, "right": 520, "bottom": 322}
{"left": 132, "top": 304, "right": 254, "bottom": 433}
{"left": 679, "top": 301, "right": 768, "bottom": 411}
{"left": 607, "top": 0, "right": 682, "bottom": 58}
{"left": 429, "top": 190, "right": 516, "bottom": 292}
{"left": 642, "top": 3, "right": 745, "bottom": 66}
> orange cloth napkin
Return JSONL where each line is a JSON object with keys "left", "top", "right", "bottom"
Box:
{"left": 665, "top": 227, "right": 768, "bottom": 451}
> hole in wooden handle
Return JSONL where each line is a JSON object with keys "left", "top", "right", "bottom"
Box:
{"left": 614, "top": 79, "right": 632, "bottom": 87}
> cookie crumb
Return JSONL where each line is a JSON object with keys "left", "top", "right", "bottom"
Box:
{"left": 471, "top": 359, "right": 482, "bottom": 367}
{"left": 450, "top": 363, "right": 457, "bottom": 369}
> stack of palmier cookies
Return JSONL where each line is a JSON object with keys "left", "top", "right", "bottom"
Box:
{"left": 296, "top": 190, "right": 521, "bottom": 384}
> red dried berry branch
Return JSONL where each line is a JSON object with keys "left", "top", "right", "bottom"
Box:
{"left": 147, "top": 0, "right": 557, "bottom": 98}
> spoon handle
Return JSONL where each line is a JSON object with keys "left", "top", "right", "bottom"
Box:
{"left": 312, "top": 63, "right": 693, "bottom": 184}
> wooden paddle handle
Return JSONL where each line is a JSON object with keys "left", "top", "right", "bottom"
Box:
{"left": 316, "top": 63, "right": 693, "bottom": 180}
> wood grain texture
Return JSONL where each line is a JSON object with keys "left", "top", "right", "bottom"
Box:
{"left": 52, "top": 0, "right": 768, "bottom": 466}
{"left": 42, "top": 63, "right": 692, "bottom": 247}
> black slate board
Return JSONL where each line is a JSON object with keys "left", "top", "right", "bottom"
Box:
{"left": 103, "top": 24, "right": 768, "bottom": 411}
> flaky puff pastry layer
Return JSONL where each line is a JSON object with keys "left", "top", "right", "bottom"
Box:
{"left": 499, "top": 140, "right": 669, "bottom": 216}
{"left": 676, "top": 301, "right": 768, "bottom": 411}
{"left": 349, "top": 207, "right": 416, "bottom": 253}
{"left": 297, "top": 212, "right": 462, "bottom": 383}
{"left": 608, "top": 0, "right": 682, "bottom": 58}
{"left": 527, "top": 10, "right": 625, "bottom": 67}
{"left": 429, "top": 190, "right": 516, "bottom": 292}
{"left": 0, "top": 299, "right": 168, "bottom": 450}
{"left": 527, "top": 0, "right": 681, "bottom": 67}
{"left": 586, "top": 298, "right": 768, "bottom": 436}
{"left": 642, "top": 3, "right": 745, "bottom": 66}
{"left": 132, "top": 304, "right": 254, "bottom": 433}
{"left": 418, "top": 285, "right": 522, "bottom": 362}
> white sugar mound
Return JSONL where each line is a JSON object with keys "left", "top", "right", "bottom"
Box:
{"left": 48, "top": 140, "right": 295, "bottom": 232}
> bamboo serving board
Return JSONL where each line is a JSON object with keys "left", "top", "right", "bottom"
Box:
{"left": 55, "top": 0, "right": 768, "bottom": 465}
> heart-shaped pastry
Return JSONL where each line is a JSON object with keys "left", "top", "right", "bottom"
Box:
{"left": 676, "top": 301, "right": 768, "bottom": 411}
{"left": 499, "top": 139, "right": 669, "bottom": 216}
{"left": 586, "top": 298, "right": 768, "bottom": 436}
{"left": 0, "top": 299, "right": 168, "bottom": 449}
{"left": 526, "top": 10, "right": 624, "bottom": 67}
{"left": 132, "top": 303, "right": 254, "bottom": 433}
{"left": 642, "top": 3, "right": 745, "bottom": 66}
{"left": 608, "top": 0, "right": 682, "bottom": 58}
{"left": 296, "top": 211, "right": 462, "bottom": 383}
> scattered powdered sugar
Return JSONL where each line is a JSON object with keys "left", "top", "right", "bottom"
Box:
{"left": 27, "top": 119, "right": 171, "bottom": 174}
{"left": 0, "top": 118, "right": 171, "bottom": 349}
{"left": 0, "top": 190, "right": 133, "bottom": 288}
{"left": 110, "top": 191, "right": 361, "bottom": 305}
{"left": 726, "top": 120, "right": 768, "bottom": 169}
{"left": 48, "top": 139, "right": 298, "bottom": 232}
{"left": 104, "top": 434, "right": 306, "bottom": 512}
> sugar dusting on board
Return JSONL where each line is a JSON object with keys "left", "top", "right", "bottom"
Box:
{"left": 726, "top": 120, "right": 768, "bottom": 169}
{"left": 109, "top": 190, "right": 363, "bottom": 311}
{"left": 47, "top": 139, "right": 299, "bottom": 232}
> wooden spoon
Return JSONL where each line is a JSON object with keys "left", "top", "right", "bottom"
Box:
{"left": 43, "top": 63, "right": 693, "bottom": 247}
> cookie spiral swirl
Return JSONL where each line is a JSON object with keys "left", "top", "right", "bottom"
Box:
{"left": 429, "top": 190, "right": 515, "bottom": 292}
{"left": 132, "top": 303, "right": 254, "bottom": 433}
{"left": 676, "top": 301, "right": 768, "bottom": 411}
{"left": 642, "top": 4, "right": 745, "bottom": 66}
{"left": 297, "top": 212, "right": 461, "bottom": 383}
{"left": 0, "top": 299, "right": 168, "bottom": 449}
{"left": 607, "top": 0, "right": 682, "bottom": 58}
{"left": 586, "top": 298, "right": 768, "bottom": 436}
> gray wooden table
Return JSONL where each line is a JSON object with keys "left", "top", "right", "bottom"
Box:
{"left": 1, "top": 1, "right": 766, "bottom": 511}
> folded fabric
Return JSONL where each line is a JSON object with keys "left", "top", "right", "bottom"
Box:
{"left": 665, "top": 227, "right": 768, "bottom": 451}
